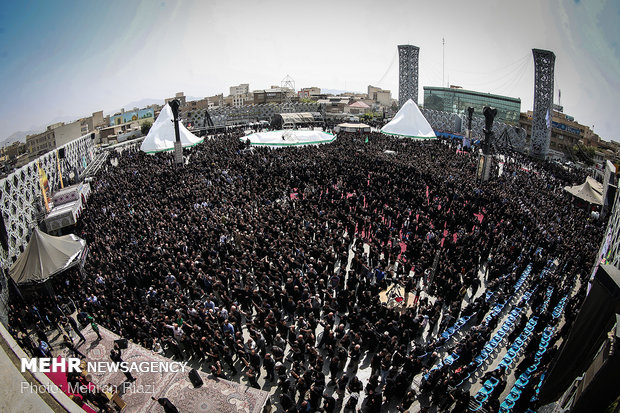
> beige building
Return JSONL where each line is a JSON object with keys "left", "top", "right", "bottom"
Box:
{"left": 26, "top": 126, "right": 57, "bottom": 159}
{"left": 345, "top": 100, "right": 371, "bottom": 115}
{"left": 206, "top": 94, "right": 224, "bottom": 108}
{"left": 165, "top": 92, "right": 187, "bottom": 107}
{"left": 1, "top": 142, "right": 27, "bottom": 160}
{"left": 520, "top": 109, "right": 614, "bottom": 163}
{"left": 367, "top": 85, "right": 392, "bottom": 106}
{"left": 316, "top": 96, "right": 351, "bottom": 113}
{"left": 54, "top": 120, "right": 84, "bottom": 147}
{"left": 25, "top": 110, "right": 103, "bottom": 158}
{"left": 253, "top": 87, "right": 295, "bottom": 105}
{"left": 229, "top": 84, "right": 249, "bottom": 96}
{"left": 298, "top": 87, "right": 321, "bottom": 99}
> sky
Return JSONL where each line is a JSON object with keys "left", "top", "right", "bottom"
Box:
{"left": 0, "top": 0, "right": 618, "bottom": 141}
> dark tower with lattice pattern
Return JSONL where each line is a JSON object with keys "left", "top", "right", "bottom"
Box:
{"left": 398, "top": 45, "right": 419, "bottom": 107}
{"left": 531, "top": 49, "right": 555, "bottom": 159}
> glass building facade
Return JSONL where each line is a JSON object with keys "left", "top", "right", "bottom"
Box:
{"left": 423, "top": 87, "right": 521, "bottom": 125}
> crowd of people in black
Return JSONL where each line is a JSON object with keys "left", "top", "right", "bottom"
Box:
{"left": 8, "top": 131, "right": 603, "bottom": 413}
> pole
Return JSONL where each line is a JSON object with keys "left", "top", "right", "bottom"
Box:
{"left": 442, "top": 38, "right": 445, "bottom": 87}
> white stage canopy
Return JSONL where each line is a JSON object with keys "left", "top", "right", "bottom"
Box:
{"left": 140, "top": 103, "right": 203, "bottom": 153}
{"left": 381, "top": 99, "right": 436, "bottom": 139}
{"left": 242, "top": 130, "right": 336, "bottom": 147}
{"left": 335, "top": 123, "right": 371, "bottom": 133}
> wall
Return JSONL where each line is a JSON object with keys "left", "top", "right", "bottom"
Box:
{"left": 0, "top": 134, "right": 95, "bottom": 323}
{"left": 54, "top": 120, "right": 83, "bottom": 148}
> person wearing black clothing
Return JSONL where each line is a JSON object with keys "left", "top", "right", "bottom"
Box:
{"left": 210, "top": 361, "right": 227, "bottom": 379}
{"left": 110, "top": 343, "right": 135, "bottom": 382}
{"left": 280, "top": 391, "right": 294, "bottom": 412}
{"left": 63, "top": 334, "right": 86, "bottom": 359}
{"left": 246, "top": 349, "right": 262, "bottom": 378}
{"left": 245, "top": 367, "right": 260, "bottom": 389}
{"left": 67, "top": 316, "right": 86, "bottom": 343}
{"left": 328, "top": 356, "right": 340, "bottom": 383}
{"left": 363, "top": 388, "right": 383, "bottom": 413}
{"left": 321, "top": 394, "right": 336, "bottom": 413}
{"left": 396, "top": 390, "right": 417, "bottom": 412}
{"left": 151, "top": 396, "right": 180, "bottom": 413}
{"left": 263, "top": 353, "right": 275, "bottom": 381}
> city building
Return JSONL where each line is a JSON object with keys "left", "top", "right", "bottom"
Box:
{"left": 109, "top": 107, "right": 155, "bottom": 126}
{"left": 0, "top": 142, "right": 27, "bottom": 160}
{"left": 54, "top": 119, "right": 86, "bottom": 148}
{"left": 345, "top": 100, "right": 371, "bottom": 115}
{"left": 26, "top": 126, "right": 58, "bottom": 159}
{"left": 183, "top": 98, "right": 210, "bottom": 113}
{"left": 520, "top": 110, "right": 583, "bottom": 156}
{"left": 164, "top": 92, "right": 187, "bottom": 107}
{"left": 253, "top": 87, "right": 295, "bottom": 105}
{"left": 229, "top": 84, "right": 249, "bottom": 96}
{"left": 423, "top": 86, "right": 521, "bottom": 125}
{"left": 316, "top": 96, "right": 351, "bottom": 113}
{"left": 25, "top": 110, "right": 104, "bottom": 159}
{"left": 206, "top": 94, "right": 224, "bottom": 108}
{"left": 367, "top": 85, "right": 392, "bottom": 106}
{"left": 298, "top": 87, "right": 321, "bottom": 99}
{"left": 227, "top": 84, "right": 253, "bottom": 107}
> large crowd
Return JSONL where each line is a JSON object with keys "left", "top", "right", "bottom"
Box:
{"left": 8, "top": 131, "right": 603, "bottom": 413}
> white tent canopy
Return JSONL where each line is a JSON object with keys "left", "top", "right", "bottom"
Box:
{"left": 242, "top": 130, "right": 336, "bottom": 147}
{"left": 9, "top": 228, "right": 86, "bottom": 285}
{"left": 564, "top": 176, "right": 604, "bottom": 205}
{"left": 335, "top": 123, "right": 371, "bottom": 133}
{"left": 381, "top": 99, "right": 436, "bottom": 139}
{"left": 140, "top": 103, "right": 203, "bottom": 153}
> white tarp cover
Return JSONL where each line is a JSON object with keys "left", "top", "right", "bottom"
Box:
{"left": 9, "top": 228, "right": 86, "bottom": 285}
{"left": 381, "top": 99, "right": 436, "bottom": 139}
{"left": 242, "top": 130, "right": 336, "bottom": 147}
{"left": 564, "top": 176, "right": 604, "bottom": 205}
{"left": 278, "top": 113, "right": 316, "bottom": 123}
{"left": 140, "top": 103, "right": 203, "bottom": 153}
{"left": 336, "top": 123, "right": 371, "bottom": 133}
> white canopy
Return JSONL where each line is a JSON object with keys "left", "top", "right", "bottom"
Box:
{"left": 9, "top": 228, "right": 86, "bottom": 285}
{"left": 336, "top": 123, "right": 371, "bottom": 133}
{"left": 381, "top": 99, "right": 436, "bottom": 139}
{"left": 242, "top": 130, "right": 336, "bottom": 147}
{"left": 140, "top": 103, "right": 203, "bottom": 153}
{"left": 564, "top": 176, "right": 604, "bottom": 205}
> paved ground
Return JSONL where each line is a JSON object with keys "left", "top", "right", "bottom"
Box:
{"left": 54, "top": 327, "right": 269, "bottom": 413}
{"left": 40, "top": 245, "right": 569, "bottom": 413}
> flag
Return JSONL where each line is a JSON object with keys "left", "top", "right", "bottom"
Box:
{"left": 56, "top": 150, "right": 64, "bottom": 189}
{"left": 37, "top": 161, "right": 50, "bottom": 212}
{"left": 545, "top": 108, "right": 551, "bottom": 130}
{"left": 364, "top": 137, "right": 369, "bottom": 143}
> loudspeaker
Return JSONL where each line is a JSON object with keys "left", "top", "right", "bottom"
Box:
{"left": 90, "top": 133, "right": 95, "bottom": 140}
{"left": 188, "top": 368, "right": 203, "bottom": 388}
{"left": 114, "top": 338, "right": 128, "bottom": 349}
{"left": 58, "top": 148, "right": 66, "bottom": 159}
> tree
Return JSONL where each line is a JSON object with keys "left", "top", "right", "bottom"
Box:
{"left": 141, "top": 121, "right": 153, "bottom": 136}
{"left": 572, "top": 144, "right": 595, "bottom": 166}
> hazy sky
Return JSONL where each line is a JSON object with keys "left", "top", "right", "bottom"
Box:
{"left": 0, "top": 0, "right": 618, "bottom": 141}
